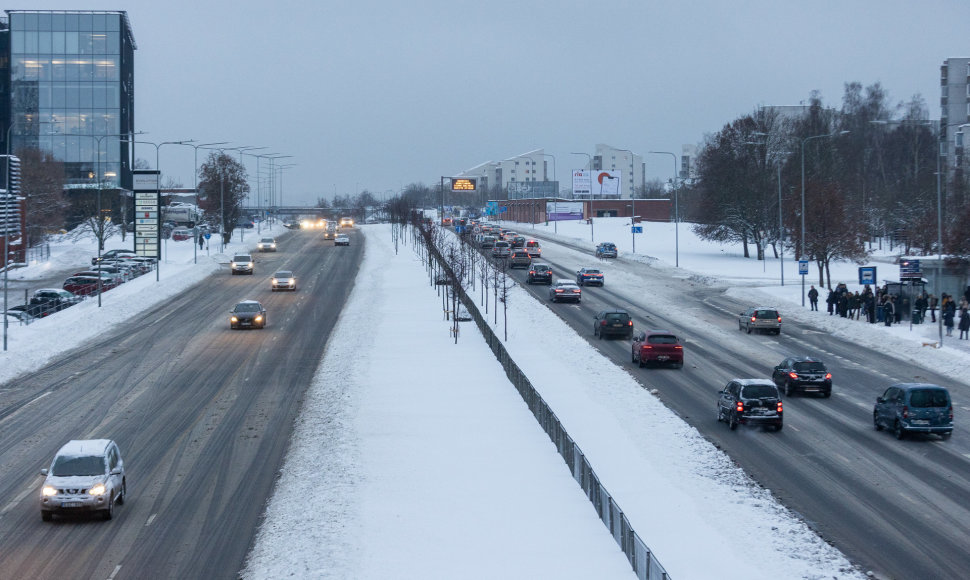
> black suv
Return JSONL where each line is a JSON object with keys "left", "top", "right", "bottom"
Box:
{"left": 717, "top": 379, "right": 783, "bottom": 431}
{"left": 527, "top": 263, "right": 553, "bottom": 285}
{"left": 771, "top": 357, "right": 832, "bottom": 397}
{"left": 593, "top": 310, "right": 633, "bottom": 339}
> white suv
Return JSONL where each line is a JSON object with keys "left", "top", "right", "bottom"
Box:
{"left": 40, "top": 439, "right": 126, "bottom": 521}
{"left": 230, "top": 254, "right": 254, "bottom": 275}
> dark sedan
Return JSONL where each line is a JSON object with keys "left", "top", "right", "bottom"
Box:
{"left": 771, "top": 357, "right": 832, "bottom": 397}
{"left": 230, "top": 300, "right": 267, "bottom": 329}
{"left": 576, "top": 267, "right": 604, "bottom": 286}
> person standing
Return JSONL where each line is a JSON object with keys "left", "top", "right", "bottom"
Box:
{"left": 929, "top": 293, "right": 938, "bottom": 322}
{"left": 883, "top": 296, "right": 894, "bottom": 327}
{"left": 943, "top": 294, "right": 956, "bottom": 336}
{"left": 808, "top": 285, "right": 819, "bottom": 311}
{"left": 914, "top": 293, "right": 927, "bottom": 324}
{"left": 960, "top": 307, "right": 970, "bottom": 340}
{"left": 826, "top": 289, "right": 836, "bottom": 315}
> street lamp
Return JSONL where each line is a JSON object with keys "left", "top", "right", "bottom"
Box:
{"left": 241, "top": 151, "right": 282, "bottom": 231}
{"left": 571, "top": 152, "right": 594, "bottom": 241}
{"left": 274, "top": 164, "right": 297, "bottom": 209}
{"left": 800, "top": 131, "right": 849, "bottom": 306}
{"left": 197, "top": 145, "right": 253, "bottom": 252}
{"left": 616, "top": 149, "right": 638, "bottom": 253}
{"left": 649, "top": 151, "right": 679, "bottom": 267}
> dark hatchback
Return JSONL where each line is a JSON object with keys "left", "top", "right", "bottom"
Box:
{"left": 874, "top": 383, "right": 953, "bottom": 440}
{"left": 771, "top": 357, "right": 832, "bottom": 397}
{"left": 527, "top": 263, "right": 553, "bottom": 284}
{"left": 717, "top": 379, "right": 784, "bottom": 431}
{"left": 593, "top": 310, "right": 633, "bottom": 339}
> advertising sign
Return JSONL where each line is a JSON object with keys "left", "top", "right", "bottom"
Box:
{"left": 546, "top": 201, "right": 584, "bottom": 221}
{"left": 899, "top": 259, "right": 922, "bottom": 279}
{"left": 451, "top": 178, "right": 477, "bottom": 192}
{"left": 133, "top": 171, "right": 160, "bottom": 192}
{"left": 572, "top": 170, "right": 620, "bottom": 198}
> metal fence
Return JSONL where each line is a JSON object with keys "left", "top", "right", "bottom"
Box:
{"left": 420, "top": 226, "right": 670, "bottom": 580}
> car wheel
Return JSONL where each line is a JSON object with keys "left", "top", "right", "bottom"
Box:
{"left": 784, "top": 382, "right": 794, "bottom": 397}
{"left": 716, "top": 407, "right": 723, "bottom": 423}
{"left": 103, "top": 496, "right": 114, "bottom": 520}
{"left": 638, "top": 356, "right": 645, "bottom": 368}
{"left": 746, "top": 325, "right": 752, "bottom": 334}
{"left": 117, "top": 479, "right": 126, "bottom": 505}
{"left": 729, "top": 413, "right": 738, "bottom": 430}
{"left": 631, "top": 350, "right": 636, "bottom": 363}
{"left": 675, "top": 361, "right": 684, "bottom": 369}
{"left": 774, "top": 423, "right": 784, "bottom": 432}
{"left": 893, "top": 420, "right": 906, "bottom": 440}
{"left": 775, "top": 329, "right": 781, "bottom": 335}
{"left": 739, "top": 321, "right": 743, "bottom": 331}
{"left": 873, "top": 412, "right": 883, "bottom": 431}
{"left": 41, "top": 511, "right": 52, "bottom": 522}
{"left": 822, "top": 390, "right": 831, "bottom": 398}
{"left": 941, "top": 432, "right": 952, "bottom": 441}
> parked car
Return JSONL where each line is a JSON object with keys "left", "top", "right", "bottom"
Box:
{"left": 524, "top": 239, "right": 542, "bottom": 257}
{"left": 491, "top": 241, "right": 511, "bottom": 258}
{"left": 738, "top": 307, "right": 781, "bottom": 335}
{"left": 230, "top": 254, "right": 255, "bottom": 275}
{"left": 171, "top": 228, "right": 193, "bottom": 241}
{"left": 40, "top": 439, "right": 126, "bottom": 521}
{"left": 509, "top": 250, "right": 532, "bottom": 269}
{"left": 717, "top": 379, "right": 784, "bottom": 431}
{"left": 271, "top": 270, "right": 297, "bottom": 291}
{"left": 257, "top": 237, "right": 278, "bottom": 252}
{"left": 63, "top": 275, "right": 108, "bottom": 296}
{"left": 74, "top": 270, "right": 124, "bottom": 287}
{"left": 632, "top": 330, "right": 684, "bottom": 368}
{"left": 771, "top": 357, "right": 832, "bottom": 397}
{"left": 527, "top": 263, "right": 553, "bottom": 285}
{"left": 335, "top": 234, "right": 350, "bottom": 246}
{"left": 30, "top": 288, "right": 82, "bottom": 315}
{"left": 92, "top": 249, "right": 137, "bottom": 265}
{"left": 593, "top": 310, "right": 634, "bottom": 339}
{"left": 873, "top": 383, "right": 953, "bottom": 440}
{"left": 4, "top": 309, "right": 35, "bottom": 325}
{"left": 576, "top": 267, "right": 604, "bottom": 286}
{"left": 595, "top": 242, "right": 618, "bottom": 259}
{"left": 230, "top": 300, "right": 267, "bottom": 329}
{"left": 549, "top": 280, "right": 582, "bottom": 303}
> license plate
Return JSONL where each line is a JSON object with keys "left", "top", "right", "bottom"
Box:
{"left": 61, "top": 501, "right": 82, "bottom": 508}
{"left": 657, "top": 355, "right": 669, "bottom": 361}
{"left": 912, "top": 420, "right": 929, "bottom": 425}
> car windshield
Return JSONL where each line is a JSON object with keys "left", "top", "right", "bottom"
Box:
{"left": 233, "top": 256, "right": 250, "bottom": 262}
{"left": 605, "top": 313, "right": 629, "bottom": 322}
{"left": 260, "top": 238, "right": 274, "bottom": 243}
{"left": 793, "top": 361, "right": 826, "bottom": 372}
{"left": 234, "top": 303, "right": 262, "bottom": 313}
{"left": 909, "top": 389, "right": 949, "bottom": 408}
{"left": 755, "top": 310, "right": 778, "bottom": 319}
{"left": 741, "top": 384, "right": 777, "bottom": 399}
{"left": 584, "top": 269, "right": 601, "bottom": 274}
{"left": 51, "top": 455, "right": 105, "bottom": 477}
{"left": 648, "top": 335, "right": 678, "bottom": 344}
{"left": 275, "top": 271, "right": 293, "bottom": 278}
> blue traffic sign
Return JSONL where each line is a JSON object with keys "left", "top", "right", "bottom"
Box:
{"left": 859, "top": 266, "right": 876, "bottom": 285}
{"left": 798, "top": 260, "right": 809, "bottom": 275}
{"left": 204, "top": 233, "right": 211, "bottom": 240}
{"left": 631, "top": 226, "right": 643, "bottom": 234}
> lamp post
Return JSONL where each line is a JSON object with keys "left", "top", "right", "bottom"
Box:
{"left": 274, "top": 164, "right": 297, "bottom": 209}
{"left": 649, "top": 151, "right": 679, "bottom": 267}
{"left": 800, "top": 131, "right": 849, "bottom": 306}
{"left": 540, "top": 153, "right": 557, "bottom": 231}
{"left": 197, "top": 145, "right": 254, "bottom": 252}
{"left": 571, "top": 152, "right": 593, "bottom": 241}
{"left": 241, "top": 151, "right": 282, "bottom": 232}
{"left": 616, "top": 149, "right": 638, "bottom": 253}
{"left": 165, "top": 141, "right": 228, "bottom": 263}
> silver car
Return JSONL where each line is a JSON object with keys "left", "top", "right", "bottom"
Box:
{"left": 40, "top": 439, "right": 126, "bottom": 521}
{"left": 738, "top": 307, "right": 781, "bottom": 335}
{"left": 230, "top": 254, "right": 254, "bottom": 275}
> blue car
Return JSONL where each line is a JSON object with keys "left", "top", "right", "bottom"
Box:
{"left": 873, "top": 383, "right": 953, "bottom": 440}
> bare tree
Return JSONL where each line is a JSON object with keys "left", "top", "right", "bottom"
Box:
{"left": 17, "top": 146, "right": 67, "bottom": 246}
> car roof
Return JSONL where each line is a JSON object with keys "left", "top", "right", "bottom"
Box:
{"left": 891, "top": 383, "right": 949, "bottom": 391}
{"left": 532, "top": 263, "right": 551, "bottom": 268}
{"left": 236, "top": 299, "right": 263, "bottom": 306}
{"left": 275, "top": 270, "right": 293, "bottom": 275}
{"left": 35, "top": 288, "right": 69, "bottom": 293}
{"left": 645, "top": 329, "right": 676, "bottom": 335}
{"left": 731, "top": 378, "right": 776, "bottom": 387}
{"left": 789, "top": 356, "right": 822, "bottom": 363}
{"left": 555, "top": 279, "right": 578, "bottom": 286}
{"left": 56, "top": 439, "right": 113, "bottom": 457}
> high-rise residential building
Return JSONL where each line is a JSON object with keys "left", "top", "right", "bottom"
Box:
{"left": 1, "top": 10, "right": 136, "bottom": 190}
{"left": 940, "top": 57, "right": 970, "bottom": 179}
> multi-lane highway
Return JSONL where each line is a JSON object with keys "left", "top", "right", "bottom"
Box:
{"left": 0, "top": 227, "right": 362, "bottom": 579}
{"left": 497, "top": 231, "right": 970, "bottom": 579}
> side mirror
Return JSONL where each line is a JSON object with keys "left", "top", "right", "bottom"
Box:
{"left": 40, "top": 468, "right": 48, "bottom": 476}
{"left": 876, "top": 397, "right": 885, "bottom": 404}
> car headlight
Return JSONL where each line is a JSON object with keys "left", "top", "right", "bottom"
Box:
{"left": 88, "top": 483, "right": 106, "bottom": 496}
{"left": 247, "top": 262, "right": 254, "bottom": 267}
{"left": 272, "top": 278, "right": 278, "bottom": 284}
{"left": 254, "top": 315, "right": 263, "bottom": 322}
{"left": 288, "top": 278, "right": 295, "bottom": 284}
{"left": 231, "top": 316, "right": 238, "bottom": 322}
{"left": 42, "top": 486, "right": 58, "bottom": 497}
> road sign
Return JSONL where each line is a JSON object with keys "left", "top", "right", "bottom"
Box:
{"left": 798, "top": 260, "right": 809, "bottom": 275}
{"left": 859, "top": 266, "right": 877, "bottom": 285}
{"left": 204, "top": 233, "right": 211, "bottom": 240}
{"left": 899, "top": 259, "right": 922, "bottom": 279}
{"left": 631, "top": 226, "right": 643, "bottom": 234}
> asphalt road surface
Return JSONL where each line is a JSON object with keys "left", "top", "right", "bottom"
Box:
{"left": 492, "top": 230, "right": 970, "bottom": 580}
{"left": 0, "top": 227, "right": 362, "bottom": 579}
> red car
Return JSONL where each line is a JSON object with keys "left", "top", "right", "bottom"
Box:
{"left": 63, "top": 275, "right": 108, "bottom": 296}
{"left": 632, "top": 330, "right": 684, "bottom": 368}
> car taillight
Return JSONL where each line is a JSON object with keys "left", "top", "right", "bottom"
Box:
{"left": 777, "top": 316, "right": 782, "bottom": 323}
{"left": 788, "top": 372, "right": 798, "bottom": 380}
{"left": 736, "top": 401, "right": 744, "bottom": 413}
{"left": 641, "top": 345, "right": 652, "bottom": 350}
{"left": 627, "top": 320, "right": 633, "bottom": 326}
{"left": 750, "top": 316, "right": 757, "bottom": 322}
{"left": 555, "top": 289, "right": 563, "bottom": 293}
{"left": 674, "top": 345, "right": 683, "bottom": 350}
{"left": 949, "top": 407, "right": 954, "bottom": 421}
{"left": 777, "top": 401, "right": 784, "bottom": 413}
{"left": 902, "top": 405, "right": 909, "bottom": 419}
{"left": 600, "top": 320, "right": 607, "bottom": 325}
{"left": 824, "top": 373, "right": 832, "bottom": 380}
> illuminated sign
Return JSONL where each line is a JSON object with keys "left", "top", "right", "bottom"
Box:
{"left": 451, "top": 178, "right": 477, "bottom": 191}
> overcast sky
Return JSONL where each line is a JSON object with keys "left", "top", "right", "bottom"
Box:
{"left": 17, "top": 1, "right": 970, "bottom": 205}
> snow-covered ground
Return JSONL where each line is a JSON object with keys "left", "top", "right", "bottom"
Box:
{"left": 5, "top": 216, "right": 965, "bottom": 578}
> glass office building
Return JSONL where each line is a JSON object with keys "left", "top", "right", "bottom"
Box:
{"left": 1, "top": 10, "right": 136, "bottom": 190}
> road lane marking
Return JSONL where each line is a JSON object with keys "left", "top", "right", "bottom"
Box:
{"left": 145, "top": 513, "right": 157, "bottom": 526}
{"left": 107, "top": 564, "right": 122, "bottom": 580}
{"left": 0, "top": 484, "right": 37, "bottom": 516}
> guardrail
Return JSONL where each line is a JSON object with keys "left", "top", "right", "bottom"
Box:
{"left": 417, "top": 223, "right": 670, "bottom": 580}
